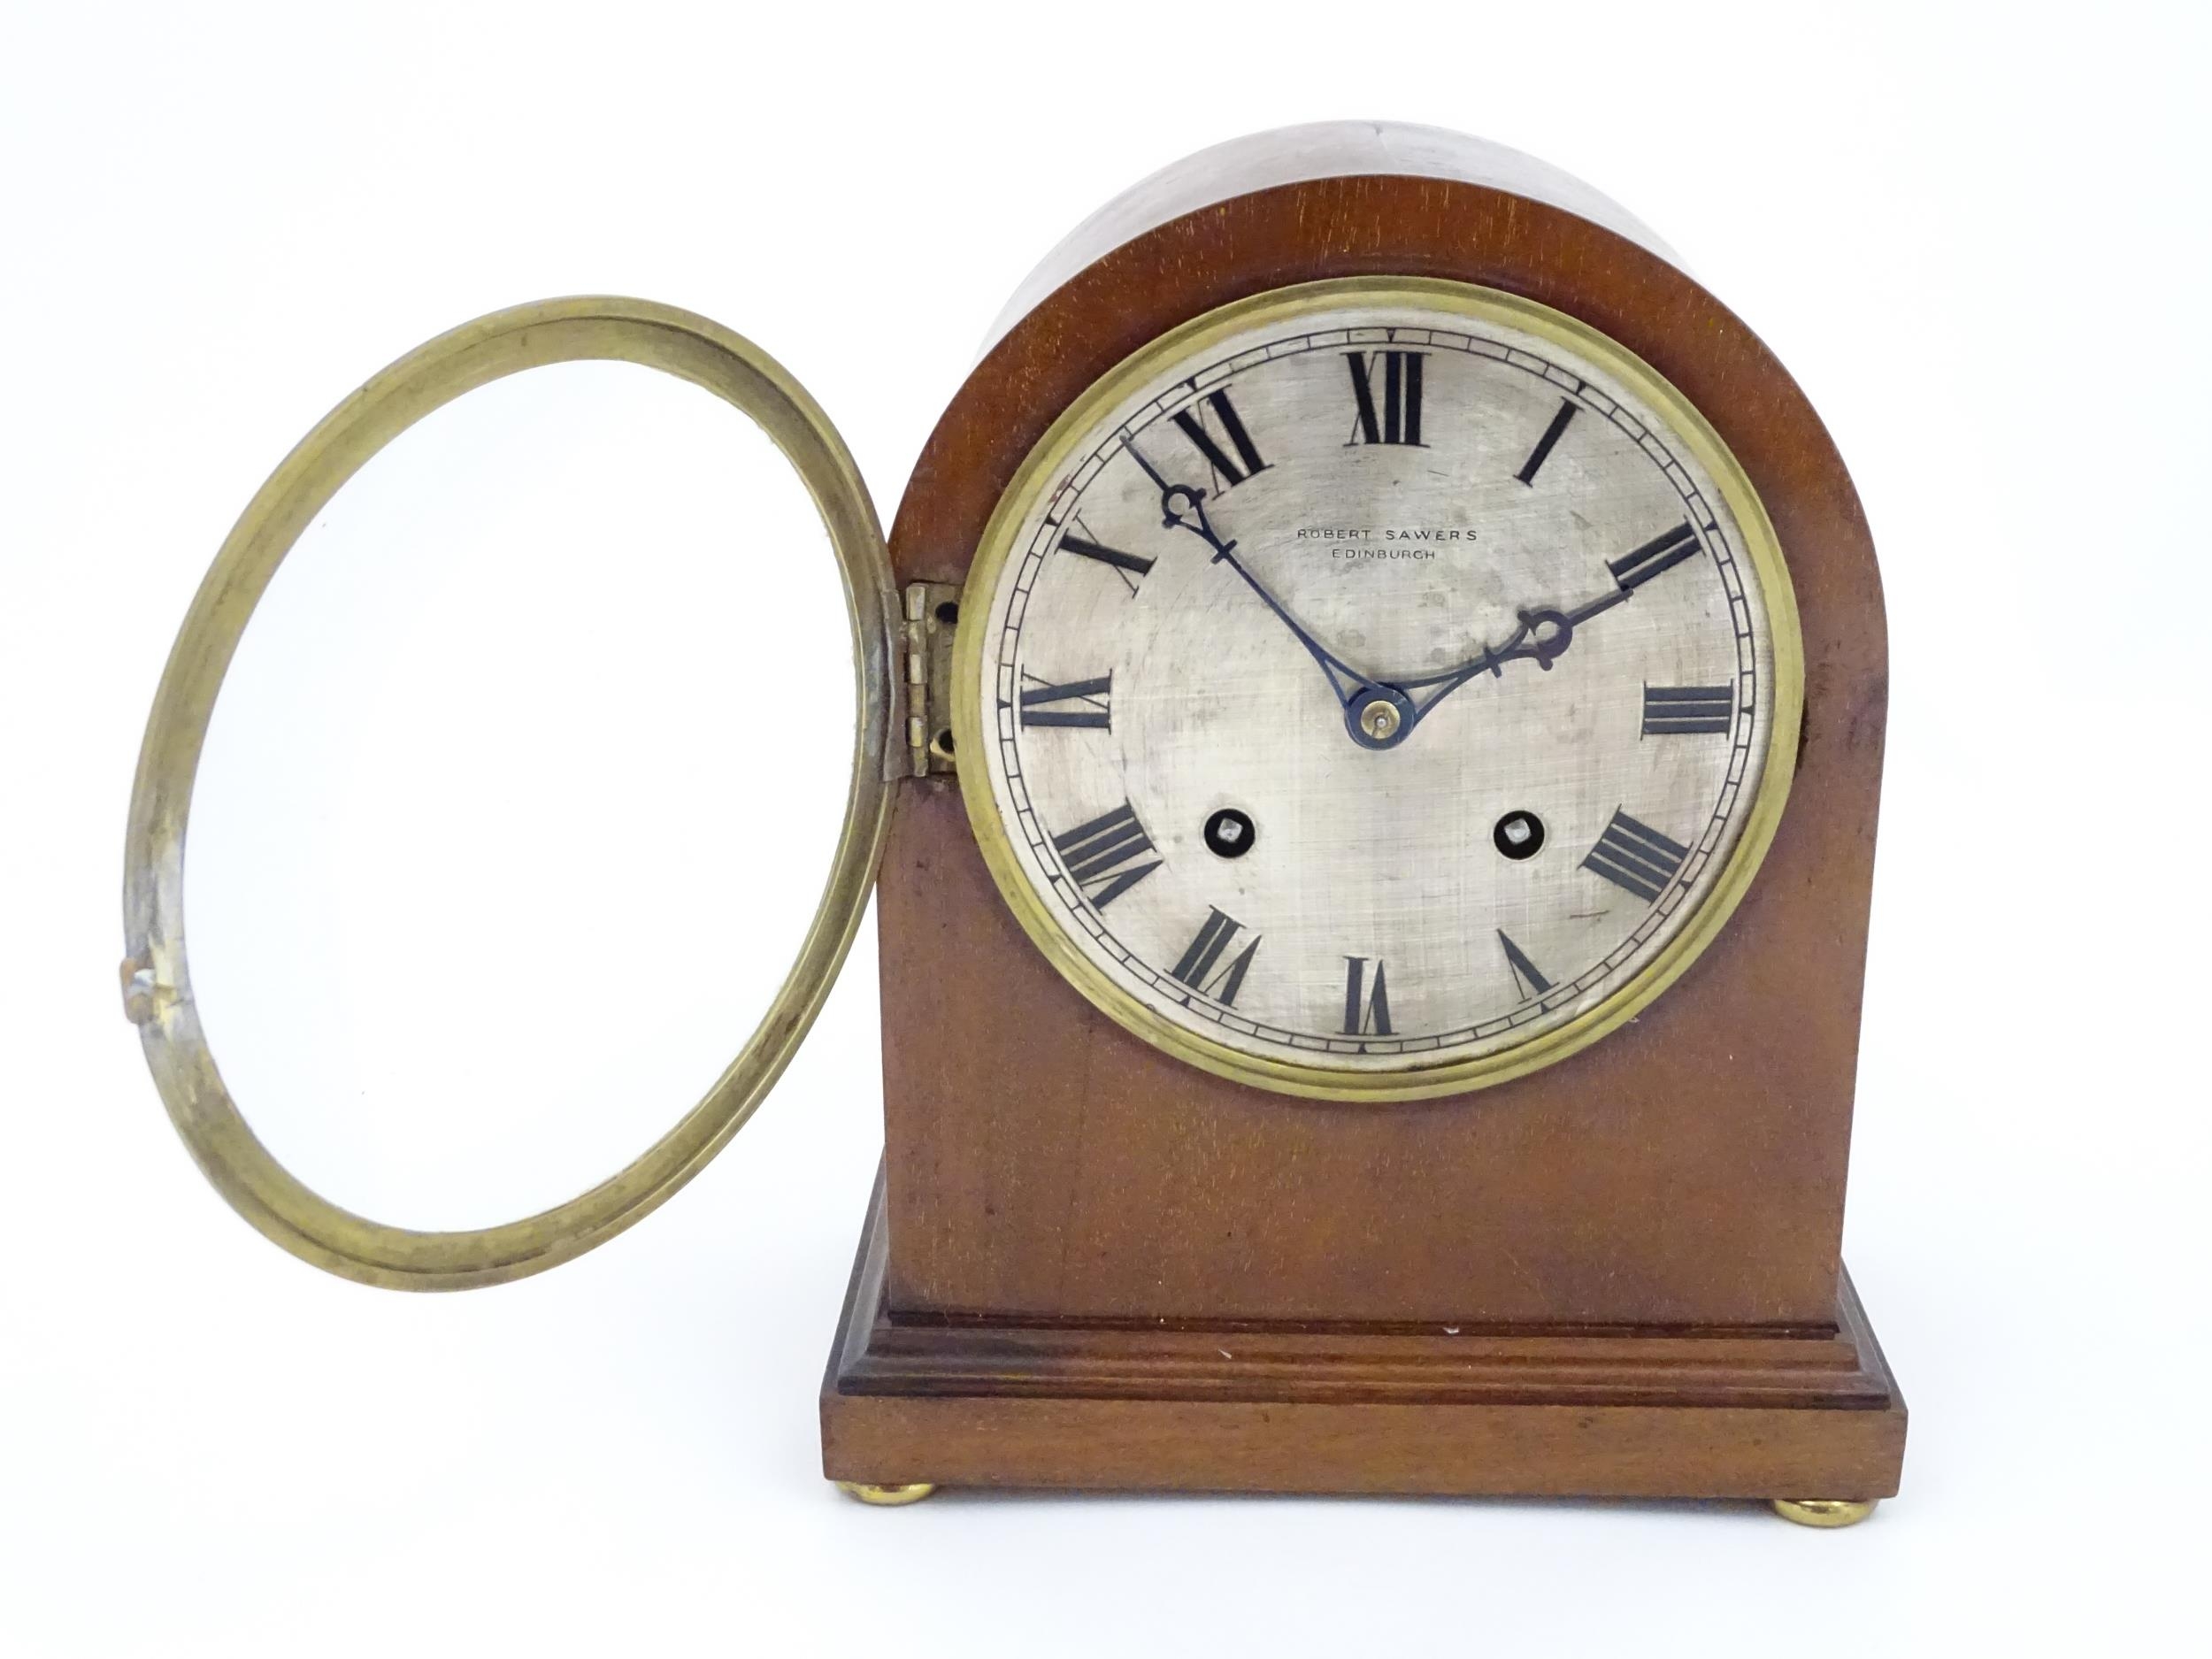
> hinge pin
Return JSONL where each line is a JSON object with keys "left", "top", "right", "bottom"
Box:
{"left": 902, "top": 580, "right": 961, "bottom": 777}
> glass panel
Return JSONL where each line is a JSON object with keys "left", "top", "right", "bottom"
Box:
{"left": 185, "top": 358, "right": 854, "bottom": 1231}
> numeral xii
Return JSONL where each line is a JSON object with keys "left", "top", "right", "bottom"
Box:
{"left": 1345, "top": 350, "right": 1425, "bottom": 447}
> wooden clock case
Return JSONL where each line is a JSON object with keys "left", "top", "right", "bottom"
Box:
{"left": 822, "top": 126, "right": 1904, "bottom": 1504}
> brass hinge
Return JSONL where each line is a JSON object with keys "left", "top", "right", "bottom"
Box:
{"left": 902, "top": 581, "right": 960, "bottom": 776}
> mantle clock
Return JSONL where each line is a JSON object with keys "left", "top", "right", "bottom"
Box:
{"left": 123, "top": 123, "right": 1904, "bottom": 1525}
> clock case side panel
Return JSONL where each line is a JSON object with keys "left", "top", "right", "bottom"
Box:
{"left": 878, "top": 169, "right": 1887, "bottom": 1332}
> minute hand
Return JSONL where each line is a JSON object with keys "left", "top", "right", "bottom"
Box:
{"left": 1126, "top": 440, "right": 1371, "bottom": 710}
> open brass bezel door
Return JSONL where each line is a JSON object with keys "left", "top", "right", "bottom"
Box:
{"left": 120, "top": 297, "right": 899, "bottom": 1290}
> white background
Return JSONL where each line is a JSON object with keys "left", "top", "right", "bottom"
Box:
{"left": 4, "top": 3, "right": 2207, "bottom": 1654}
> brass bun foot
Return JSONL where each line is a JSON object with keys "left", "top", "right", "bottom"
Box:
{"left": 837, "top": 1481, "right": 939, "bottom": 1507}
{"left": 1771, "top": 1497, "right": 1878, "bottom": 1528}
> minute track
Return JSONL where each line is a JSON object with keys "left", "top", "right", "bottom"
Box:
{"left": 978, "top": 288, "right": 1777, "bottom": 1078}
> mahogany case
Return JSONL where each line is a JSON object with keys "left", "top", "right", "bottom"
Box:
{"left": 822, "top": 127, "right": 1901, "bottom": 1502}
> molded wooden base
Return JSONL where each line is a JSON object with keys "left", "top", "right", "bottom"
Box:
{"left": 819, "top": 1175, "right": 1906, "bottom": 1502}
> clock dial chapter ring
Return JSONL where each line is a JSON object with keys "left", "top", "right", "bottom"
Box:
{"left": 120, "top": 296, "right": 897, "bottom": 1289}
{"left": 951, "top": 277, "right": 1804, "bottom": 1102}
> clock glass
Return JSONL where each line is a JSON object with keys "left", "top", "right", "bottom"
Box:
{"left": 954, "top": 277, "right": 1801, "bottom": 1099}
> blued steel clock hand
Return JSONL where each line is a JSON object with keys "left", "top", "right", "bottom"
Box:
{"left": 1125, "top": 439, "right": 1376, "bottom": 713}
{"left": 1128, "top": 434, "right": 1651, "bottom": 751}
{"left": 1394, "top": 606, "right": 1578, "bottom": 695}
{"left": 1384, "top": 583, "right": 1632, "bottom": 735}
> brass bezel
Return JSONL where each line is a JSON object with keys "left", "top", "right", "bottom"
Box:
{"left": 122, "top": 297, "right": 898, "bottom": 1289}
{"left": 952, "top": 276, "right": 1805, "bottom": 1103}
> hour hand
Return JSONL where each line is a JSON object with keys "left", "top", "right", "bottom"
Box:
{"left": 1388, "top": 606, "right": 1580, "bottom": 736}
{"left": 1396, "top": 523, "right": 1709, "bottom": 729}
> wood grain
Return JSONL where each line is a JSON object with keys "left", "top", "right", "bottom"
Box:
{"left": 845, "top": 125, "right": 1898, "bottom": 1498}
{"left": 876, "top": 170, "right": 1885, "bottom": 1325}
{"left": 821, "top": 1173, "right": 1905, "bottom": 1499}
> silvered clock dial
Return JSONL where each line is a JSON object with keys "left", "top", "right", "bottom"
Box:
{"left": 955, "top": 277, "right": 1802, "bottom": 1099}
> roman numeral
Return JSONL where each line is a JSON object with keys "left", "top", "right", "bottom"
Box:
{"left": 1019, "top": 672, "right": 1111, "bottom": 729}
{"left": 1497, "top": 931, "right": 1552, "bottom": 1001}
{"left": 1515, "top": 396, "right": 1578, "bottom": 484}
{"left": 1581, "top": 810, "right": 1692, "bottom": 904}
{"left": 1170, "top": 908, "right": 1260, "bottom": 1006}
{"left": 1170, "top": 389, "right": 1269, "bottom": 489}
{"left": 1050, "top": 801, "right": 1162, "bottom": 910}
{"left": 1642, "top": 684, "right": 1734, "bottom": 735}
{"left": 1345, "top": 350, "right": 1426, "bottom": 446}
{"left": 1060, "top": 530, "right": 1154, "bottom": 594}
{"left": 1341, "top": 956, "right": 1394, "bottom": 1036}
{"left": 1607, "top": 521, "right": 1701, "bottom": 595}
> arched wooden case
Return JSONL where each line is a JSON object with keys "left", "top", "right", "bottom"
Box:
{"left": 826, "top": 126, "right": 1902, "bottom": 1502}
